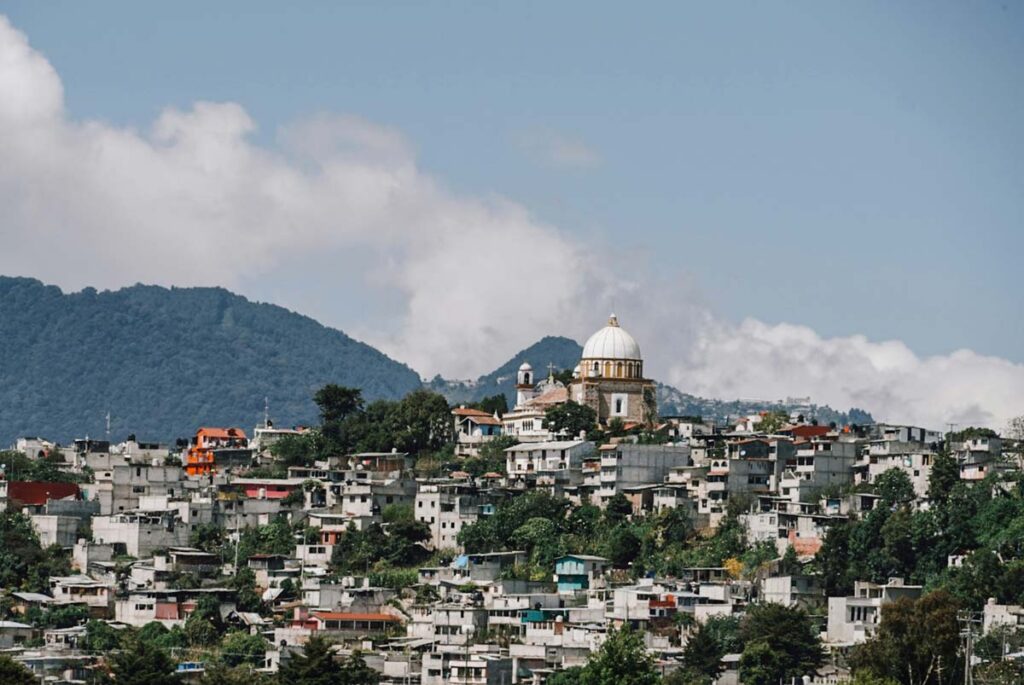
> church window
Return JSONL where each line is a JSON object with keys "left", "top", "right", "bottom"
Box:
{"left": 615, "top": 398, "right": 623, "bottom": 414}
{"left": 604, "top": 361, "right": 612, "bottom": 377}
{"left": 616, "top": 362, "right": 623, "bottom": 378}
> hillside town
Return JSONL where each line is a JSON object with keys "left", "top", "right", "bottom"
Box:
{"left": 0, "top": 316, "right": 1022, "bottom": 685}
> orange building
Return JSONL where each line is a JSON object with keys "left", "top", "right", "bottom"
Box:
{"left": 185, "top": 427, "right": 248, "bottom": 476}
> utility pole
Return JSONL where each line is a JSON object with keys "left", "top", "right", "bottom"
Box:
{"left": 959, "top": 610, "right": 982, "bottom": 685}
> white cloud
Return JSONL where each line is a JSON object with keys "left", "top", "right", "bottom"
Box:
{"left": 666, "top": 318, "right": 1024, "bottom": 430}
{"left": 1, "top": 14, "right": 1021, "bottom": 430}
{"left": 0, "top": 15, "right": 604, "bottom": 379}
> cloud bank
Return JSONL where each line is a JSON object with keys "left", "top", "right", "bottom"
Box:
{"left": 1, "top": 15, "right": 1021, "bottom": 430}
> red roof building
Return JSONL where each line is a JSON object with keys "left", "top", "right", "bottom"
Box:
{"left": 7, "top": 481, "right": 81, "bottom": 507}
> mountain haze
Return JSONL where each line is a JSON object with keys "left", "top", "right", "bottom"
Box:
{"left": 0, "top": 277, "right": 422, "bottom": 445}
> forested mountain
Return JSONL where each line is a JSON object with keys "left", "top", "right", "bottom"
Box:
{"left": 0, "top": 276, "right": 871, "bottom": 446}
{"left": 0, "top": 277, "right": 422, "bottom": 445}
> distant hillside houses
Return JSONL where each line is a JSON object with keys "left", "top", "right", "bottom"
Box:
{"left": 0, "top": 313, "right": 1020, "bottom": 684}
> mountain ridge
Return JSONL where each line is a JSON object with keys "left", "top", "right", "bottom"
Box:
{"left": 0, "top": 276, "right": 422, "bottom": 444}
{"left": 0, "top": 276, "right": 872, "bottom": 445}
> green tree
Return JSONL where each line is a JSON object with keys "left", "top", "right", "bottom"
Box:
{"left": 219, "top": 630, "right": 267, "bottom": 668}
{"left": 269, "top": 433, "right": 317, "bottom": 468}
{"left": 815, "top": 520, "right": 856, "bottom": 593}
{"left": 31, "top": 603, "right": 90, "bottom": 628}
{"left": 874, "top": 468, "right": 915, "bottom": 507}
{"left": 102, "top": 636, "right": 180, "bottom": 685}
{"left": 190, "top": 523, "right": 227, "bottom": 554}
{"left": 604, "top": 493, "right": 634, "bottom": 526}
{"left": 277, "top": 635, "right": 377, "bottom": 685}
{"left": 680, "top": 623, "right": 725, "bottom": 683}
{"left": 458, "top": 491, "right": 570, "bottom": 553}
{"left": 755, "top": 410, "right": 789, "bottom": 434}
{"left": 0, "top": 511, "right": 71, "bottom": 592}
{"left": 185, "top": 595, "right": 225, "bottom": 646}
{"left": 0, "top": 654, "right": 37, "bottom": 685}
{"left": 511, "top": 517, "right": 562, "bottom": 572}
{"left": 575, "top": 625, "right": 659, "bottom": 685}
{"left": 471, "top": 393, "right": 508, "bottom": 416}
{"left": 545, "top": 401, "right": 598, "bottom": 438}
{"left": 463, "top": 434, "right": 517, "bottom": 477}
{"left": 314, "top": 385, "right": 365, "bottom": 425}
{"left": 849, "top": 590, "right": 960, "bottom": 685}
{"left": 230, "top": 567, "right": 263, "bottom": 613}
{"left": 738, "top": 603, "right": 823, "bottom": 685}
{"left": 657, "top": 507, "right": 694, "bottom": 546}
{"left": 337, "top": 651, "right": 380, "bottom": 685}
{"left": 927, "top": 451, "right": 959, "bottom": 504}
{"left": 235, "top": 515, "right": 297, "bottom": 560}
{"left": 331, "top": 523, "right": 388, "bottom": 575}
{"left": 391, "top": 389, "right": 452, "bottom": 454}
{"left": 739, "top": 640, "right": 787, "bottom": 685}
{"left": 381, "top": 503, "right": 414, "bottom": 523}
{"left": 702, "top": 615, "right": 744, "bottom": 655}
{"left": 81, "top": 619, "right": 123, "bottom": 652}
{"left": 136, "top": 621, "right": 187, "bottom": 651}
{"left": 315, "top": 384, "right": 365, "bottom": 452}
{"left": 604, "top": 526, "right": 642, "bottom": 568}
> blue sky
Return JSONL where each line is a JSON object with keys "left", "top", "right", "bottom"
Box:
{"left": 7, "top": 1, "right": 1022, "bottom": 361}
{"left": 1, "top": 3, "right": 1022, "bottom": 427}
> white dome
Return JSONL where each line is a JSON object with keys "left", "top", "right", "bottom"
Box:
{"left": 581, "top": 314, "right": 642, "bottom": 360}
{"left": 518, "top": 362, "right": 533, "bottom": 371}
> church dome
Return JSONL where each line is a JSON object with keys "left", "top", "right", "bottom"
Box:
{"left": 581, "top": 314, "right": 642, "bottom": 360}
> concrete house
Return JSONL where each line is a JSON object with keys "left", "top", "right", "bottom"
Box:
{"left": 826, "top": 578, "right": 922, "bottom": 645}
{"left": 554, "top": 555, "right": 610, "bottom": 593}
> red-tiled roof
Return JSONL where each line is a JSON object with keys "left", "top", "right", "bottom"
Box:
{"left": 782, "top": 425, "right": 832, "bottom": 438}
{"left": 312, "top": 612, "right": 400, "bottom": 622}
{"left": 196, "top": 427, "right": 247, "bottom": 439}
{"left": 8, "top": 481, "right": 80, "bottom": 506}
{"left": 452, "top": 407, "right": 493, "bottom": 417}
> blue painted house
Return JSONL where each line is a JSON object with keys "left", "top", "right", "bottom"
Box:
{"left": 554, "top": 554, "right": 610, "bottom": 593}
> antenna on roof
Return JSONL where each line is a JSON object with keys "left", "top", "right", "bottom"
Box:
{"left": 264, "top": 397, "right": 270, "bottom": 428}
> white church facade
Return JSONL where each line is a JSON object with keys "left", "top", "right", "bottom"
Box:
{"left": 501, "top": 314, "right": 657, "bottom": 440}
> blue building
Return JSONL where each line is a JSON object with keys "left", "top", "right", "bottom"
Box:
{"left": 553, "top": 554, "right": 610, "bottom": 593}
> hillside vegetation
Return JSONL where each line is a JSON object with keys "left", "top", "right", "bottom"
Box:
{"left": 0, "top": 277, "right": 422, "bottom": 444}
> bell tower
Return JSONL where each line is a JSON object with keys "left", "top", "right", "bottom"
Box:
{"left": 515, "top": 362, "right": 536, "bottom": 408}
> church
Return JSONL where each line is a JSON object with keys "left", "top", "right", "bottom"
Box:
{"left": 569, "top": 314, "right": 657, "bottom": 426}
{"left": 503, "top": 314, "right": 657, "bottom": 438}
